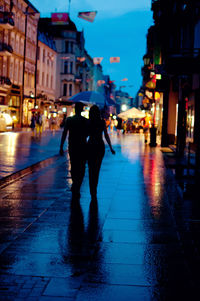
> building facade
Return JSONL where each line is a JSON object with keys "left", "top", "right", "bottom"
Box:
{"left": 36, "top": 31, "right": 57, "bottom": 121}
{"left": 0, "top": 0, "right": 39, "bottom": 127}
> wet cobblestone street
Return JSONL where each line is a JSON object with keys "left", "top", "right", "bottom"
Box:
{"left": 0, "top": 132, "right": 199, "bottom": 300}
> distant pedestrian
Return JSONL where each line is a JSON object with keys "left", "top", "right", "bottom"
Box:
{"left": 59, "top": 102, "right": 88, "bottom": 198}
{"left": 30, "top": 112, "right": 36, "bottom": 136}
{"left": 141, "top": 112, "right": 151, "bottom": 143}
{"left": 87, "top": 105, "right": 115, "bottom": 201}
{"left": 36, "top": 112, "right": 43, "bottom": 136}
{"left": 116, "top": 117, "right": 123, "bottom": 135}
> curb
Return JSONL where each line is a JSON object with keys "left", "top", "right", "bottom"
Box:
{"left": 0, "top": 153, "right": 65, "bottom": 189}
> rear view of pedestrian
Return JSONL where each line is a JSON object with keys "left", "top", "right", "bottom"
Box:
{"left": 36, "top": 112, "right": 43, "bottom": 136}
{"left": 30, "top": 112, "right": 36, "bottom": 136}
{"left": 87, "top": 105, "right": 115, "bottom": 201}
{"left": 59, "top": 102, "right": 88, "bottom": 199}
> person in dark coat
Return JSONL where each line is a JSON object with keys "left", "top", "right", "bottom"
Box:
{"left": 87, "top": 105, "right": 115, "bottom": 201}
{"left": 59, "top": 102, "right": 88, "bottom": 198}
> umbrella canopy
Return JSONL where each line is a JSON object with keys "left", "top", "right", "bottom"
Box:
{"left": 69, "top": 91, "right": 106, "bottom": 107}
{"left": 118, "top": 107, "right": 145, "bottom": 120}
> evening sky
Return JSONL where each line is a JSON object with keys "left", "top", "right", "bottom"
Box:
{"left": 31, "top": 0, "right": 153, "bottom": 98}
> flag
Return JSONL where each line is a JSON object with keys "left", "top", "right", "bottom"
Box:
{"left": 110, "top": 57, "right": 120, "bottom": 63}
{"left": 77, "top": 57, "right": 86, "bottom": 62}
{"left": 51, "top": 13, "right": 69, "bottom": 25}
{"left": 78, "top": 11, "right": 97, "bottom": 23}
{"left": 93, "top": 57, "right": 103, "bottom": 65}
{"left": 86, "top": 78, "right": 92, "bottom": 82}
{"left": 109, "top": 80, "right": 115, "bottom": 83}
{"left": 97, "top": 80, "right": 105, "bottom": 86}
{"left": 121, "top": 78, "right": 128, "bottom": 81}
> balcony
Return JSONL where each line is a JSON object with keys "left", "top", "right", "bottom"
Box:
{"left": 0, "top": 76, "right": 12, "bottom": 89}
{"left": 0, "top": 43, "right": 13, "bottom": 56}
{"left": 0, "top": 12, "right": 14, "bottom": 29}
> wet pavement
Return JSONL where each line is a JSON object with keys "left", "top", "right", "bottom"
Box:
{"left": 0, "top": 132, "right": 200, "bottom": 300}
{"left": 0, "top": 130, "right": 62, "bottom": 180}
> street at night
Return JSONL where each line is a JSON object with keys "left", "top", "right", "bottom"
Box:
{"left": 1, "top": 0, "right": 200, "bottom": 299}
{"left": 0, "top": 130, "right": 199, "bottom": 300}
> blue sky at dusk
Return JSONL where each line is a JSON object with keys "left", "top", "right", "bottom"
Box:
{"left": 31, "top": 0, "right": 153, "bottom": 98}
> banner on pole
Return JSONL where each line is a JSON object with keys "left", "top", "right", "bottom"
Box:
{"left": 51, "top": 13, "right": 69, "bottom": 25}
{"left": 93, "top": 57, "right": 103, "bottom": 65}
{"left": 110, "top": 57, "right": 120, "bottom": 63}
{"left": 78, "top": 11, "right": 97, "bottom": 22}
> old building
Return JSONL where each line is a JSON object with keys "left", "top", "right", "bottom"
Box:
{"left": 36, "top": 31, "right": 57, "bottom": 122}
{"left": 0, "top": 0, "right": 39, "bottom": 127}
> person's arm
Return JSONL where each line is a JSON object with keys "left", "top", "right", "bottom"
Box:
{"left": 103, "top": 122, "right": 115, "bottom": 154}
{"left": 59, "top": 120, "right": 69, "bottom": 155}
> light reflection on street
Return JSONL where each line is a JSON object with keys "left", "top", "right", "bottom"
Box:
{"left": 5, "top": 133, "right": 19, "bottom": 166}
{"left": 142, "top": 146, "right": 165, "bottom": 219}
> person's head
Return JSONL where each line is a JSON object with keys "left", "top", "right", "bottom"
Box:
{"left": 75, "top": 102, "right": 84, "bottom": 115}
{"left": 89, "top": 105, "right": 101, "bottom": 121}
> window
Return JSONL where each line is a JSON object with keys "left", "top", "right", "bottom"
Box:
{"left": 70, "top": 62, "right": 73, "bottom": 74}
{"left": 14, "top": 60, "right": 19, "bottom": 82}
{"left": 43, "top": 49, "right": 45, "bottom": 63}
{"left": 16, "top": 35, "right": 19, "bottom": 54}
{"left": 46, "top": 74, "right": 49, "bottom": 87}
{"left": 42, "top": 72, "right": 44, "bottom": 86}
{"left": 9, "top": 60, "right": 14, "bottom": 80}
{"left": 64, "top": 61, "right": 68, "bottom": 74}
{"left": 20, "top": 38, "right": 24, "bottom": 55}
{"left": 19, "top": 62, "right": 23, "bottom": 83}
{"left": 63, "top": 83, "right": 67, "bottom": 96}
{"left": 65, "top": 41, "right": 69, "bottom": 53}
{"left": 50, "top": 75, "right": 53, "bottom": 88}
{"left": 36, "top": 70, "right": 39, "bottom": 84}
{"left": 69, "top": 84, "right": 72, "bottom": 96}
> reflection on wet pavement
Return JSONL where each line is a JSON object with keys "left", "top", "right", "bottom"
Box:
{"left": 0, "top": 131, "right": 62, "bottom": 179}
{"left": 0, "top": 133, "right": 199, "bottom": 300}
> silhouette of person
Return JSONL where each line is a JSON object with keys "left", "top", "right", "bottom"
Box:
{"left": 59, "top": 102, "right": 88, "bottom": 197}
{"left": 87, "top": 105, "right": 115, "bottom": 200}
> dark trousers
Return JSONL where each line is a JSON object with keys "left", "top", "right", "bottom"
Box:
{"left": 88, "top": 145, "right": 105, "bottom": 197}
{"left": 69, "top": 152, "right": 86, "bottom": 192}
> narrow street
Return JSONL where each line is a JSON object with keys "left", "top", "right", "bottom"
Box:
{"left": 0, "top": 132, "right": 199, "bottom": 300}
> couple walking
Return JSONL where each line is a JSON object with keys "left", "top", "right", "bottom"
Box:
{"left": 59, "top": 102, "right": 115, "bottom": 200}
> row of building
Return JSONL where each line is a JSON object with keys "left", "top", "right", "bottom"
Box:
{"left": 1, "top": 0, "right": 134, "bottom": 129}
{"left": 139, "top": 0, "right": 200, "bottom": 166}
